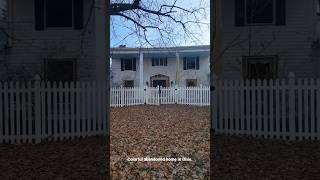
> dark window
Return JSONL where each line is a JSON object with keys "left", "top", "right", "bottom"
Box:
{"left": 46, "top": 0, "right": 73, "bottom": 28}
{"left": 243, "top": 56, "right": 278, "bottom": 80}
{"left": 183, "top": 56, "right": 200, "bottom": 70}
{"left": 152, "top": 57, "right": 167, "bottom": 66}
{"left": 35, "top": 0, "right": 83, "bottom": 30}
{"left": 246, "top": 0, "right": 274, "bottom": 24}
{"left": 123, "top": 80, "right": 134, "bottom": 87}
{"left": 45, "top": 59, "right": 76, "bottom": 82}
{"left": 317, "top": 0, "right": 320, "bottom": 16}
{"left": 235, "top": 0, "right": 285, "bottom": 26}
{"left": 186, "top": 79, "right": 197, "bottom": 87}
{"left": 121, "top": 58, "right": 136, "bottom": 71}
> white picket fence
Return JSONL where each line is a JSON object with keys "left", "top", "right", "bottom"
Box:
{"left": 212, "top": 78, "right": 320, "bottom": 141}
{"left": 0, "top": 81, "right": 107, "bottom": 144}
{"left": 110, "top": 86, "right": 210, "bottom": 107}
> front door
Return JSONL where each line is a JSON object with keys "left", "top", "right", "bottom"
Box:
{"left": 150, "top": 74, "right": 170, "bottom": 87}
{"left": 152, "top": 80, "right": 167, "bottom": 87}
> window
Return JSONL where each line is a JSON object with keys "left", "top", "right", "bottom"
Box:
{"left": 123, "top": 80, "right": 134, "bottom": 87}
{"left": 316, "top": 0, "right": 320, "bottom": 16}
{"left": 186, "top": 79, "right": 197, "bottom": 87}
{"left": 121, "top": 58, "right": 136, "bottom": 71}
{"left": 46, "top": 0, "right": 73, "bottom": 28}
{"left": 183, "top": 56, "right": 200, "bottom": 70}
{"left": 35, "top": 0, "right": 83, "bottom": 30}
{"left": 235, "top": 0, "right": 286, "bottom": 26}
{"left": 152, "top": 57, "right": 167, "bottom": 66}
{"left": 246, "top": 0, "right": 274, "bottom": 24}
{"left": 44, "top": 59, "right": 76, "bottom": 82}
{"left": 242, "top": 56, "right": 278, "bottom": 80}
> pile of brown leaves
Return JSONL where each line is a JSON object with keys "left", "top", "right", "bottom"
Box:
{"left": 0, "top": 136, "right": 109, "bottom": 179}
{"left": 110, "top": 105, "right": 210, "bottom": 179}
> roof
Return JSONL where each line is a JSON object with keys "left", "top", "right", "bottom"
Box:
{"left": 110, "top": 45, "right": 210, "bottom": 55}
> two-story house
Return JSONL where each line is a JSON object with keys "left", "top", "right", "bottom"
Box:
{"left": 216, "top": 0, "right": 320, "bottom": 79}
{"left": 0, "top": 0, "right": 107, "bottom": 82}
{"left": 110, "top": 45, "right": 210, "bottom": 87}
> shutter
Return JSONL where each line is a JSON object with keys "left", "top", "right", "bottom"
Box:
{"left": 196, "top": 57, "right": 200, "bottom": 70}
{"left": 73, "top": 0, "right": 84, "bottom": 29}
{"left": 133, "top": 58, "right": 136, "bottom": 71}
{"left": 183, "top": 57, "right": 187, "bottom": 70}
{"left": 121, "top": 59, "right": 124, "bottom": 71}
{"left": 276, "top": 0, "right": 286, "bottom": 25}
{"left": 235, "top": 0, "right": 245, "bottom": 26}
{"left": 35, "top": 0, "right": 45, "bottom": 30}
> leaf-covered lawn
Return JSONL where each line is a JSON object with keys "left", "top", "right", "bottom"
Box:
{"left": 110, "top": 105, "right": 210, "bottom": 179}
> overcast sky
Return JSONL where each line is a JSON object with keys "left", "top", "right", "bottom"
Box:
{"left": 110, "top": 0, "right": 210, "bottom": 48}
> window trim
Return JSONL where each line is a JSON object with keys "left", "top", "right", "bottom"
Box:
{"left": 44, "top": 0, "right": 74, "bottom": 29}
{"left": 183, "top": 56, "right": 200, "bottom": 70}
{"left": 43, "top": 58, "right": 77, "bottom": 82}
{"left": 121, "top": 58, "right": 136, "bottom": 71}
{"left": 151, "top": 57, "right": 168, "bottom": 66}
{"left": 242, "top": 55, "right": 278, "bottom": 80}
{"left": 244, "top": 0, "right": 276, "bottom": 26}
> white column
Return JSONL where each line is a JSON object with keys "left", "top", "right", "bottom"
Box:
{"left": 175, "top": 52, "right": 180, "bottom": 86}
{"left": 139, "top": 52, "right": 144, "bottom": 87}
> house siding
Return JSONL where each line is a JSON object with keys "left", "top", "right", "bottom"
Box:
{"left": 110, "top": 49, "right": 210, "bottom": 87}
{"left": 219, "top": 0, "right": 318, "bottom": 79}
{"left": 0, "top": 0, "right": 98, "bottom": 81}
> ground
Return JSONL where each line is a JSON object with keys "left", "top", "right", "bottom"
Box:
{"left": 1, "top": 105, "right": 320, "bottom": 179}
{"left": 110, "top": 105, "right": 210, "bottom": 179}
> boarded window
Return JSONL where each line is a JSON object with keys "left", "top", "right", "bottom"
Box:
{"left": 45, "top": 59, "right": 76, "bottom": 82}
{"left": 186, "top": 79, "right": 197, "bottom": 87}
{"left": 123, "top": 80, "right": 134, "bottom": 87}
{"left": 242, "top": 56, "right": 278, "bottom": 80}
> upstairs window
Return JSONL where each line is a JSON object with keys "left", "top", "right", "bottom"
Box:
{"left": 246, "top": 0, "right": 274, "bottom": 24}
{"left": 121, "top": 58, "right": 136, "bottom": 71}
{"left": 242, "top": 56, "right": 278, "bottom": 80}
{"left": 46, "top": 0, "right": 73, "bottom": 28}
{"left": 152, "top": 57, "right": 168, "bottom": 66}
{"left": 183, "top": 56, "right": 200, "bottom": 70}
{"left": 35, "top": 0, "right": 83, "bottom": 30}
{"left": 235, "top": 0, "right": 286, "bottom": 26}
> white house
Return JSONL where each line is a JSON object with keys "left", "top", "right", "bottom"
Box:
{"left": 216, "top": 0, "right": 320, "bottom": 79}
{"left": 0, "top": 0, "right": 107, "bottom": 82}
{"left": 110, "top": 45, "right": 210, "bottom": 87}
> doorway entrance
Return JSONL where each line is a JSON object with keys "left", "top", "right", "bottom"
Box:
{"left": 150, "top": 74, "right": 170, "bottom": 87}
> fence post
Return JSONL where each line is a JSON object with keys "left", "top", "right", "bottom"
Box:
{"left": 34, "top": 77, "right": 41, "bottom": 143}
{"left": 120, "top": 85, "right": 124, "bottom": 107}
{"left": 212, "top": 74, "right": 218, "bottom": 132}
{"left": 144, "top": 86, "right": 147, "bottom": 104}
{"left": 288, "top": 72, "right": 295, "bottom": 141}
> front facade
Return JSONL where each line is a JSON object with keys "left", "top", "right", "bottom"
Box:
{"left": 217, "top": 0, "right": 320, "bottom": 79}
{"left": 0, "top": 0, "right": 106, "bottom": 81}
{"left": 110, "top": 45, "right": 210, "bottom": 87}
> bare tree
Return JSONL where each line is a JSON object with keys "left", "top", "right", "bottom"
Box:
{"left": 110, "top": 0, "right": 209, "bottom": 47}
